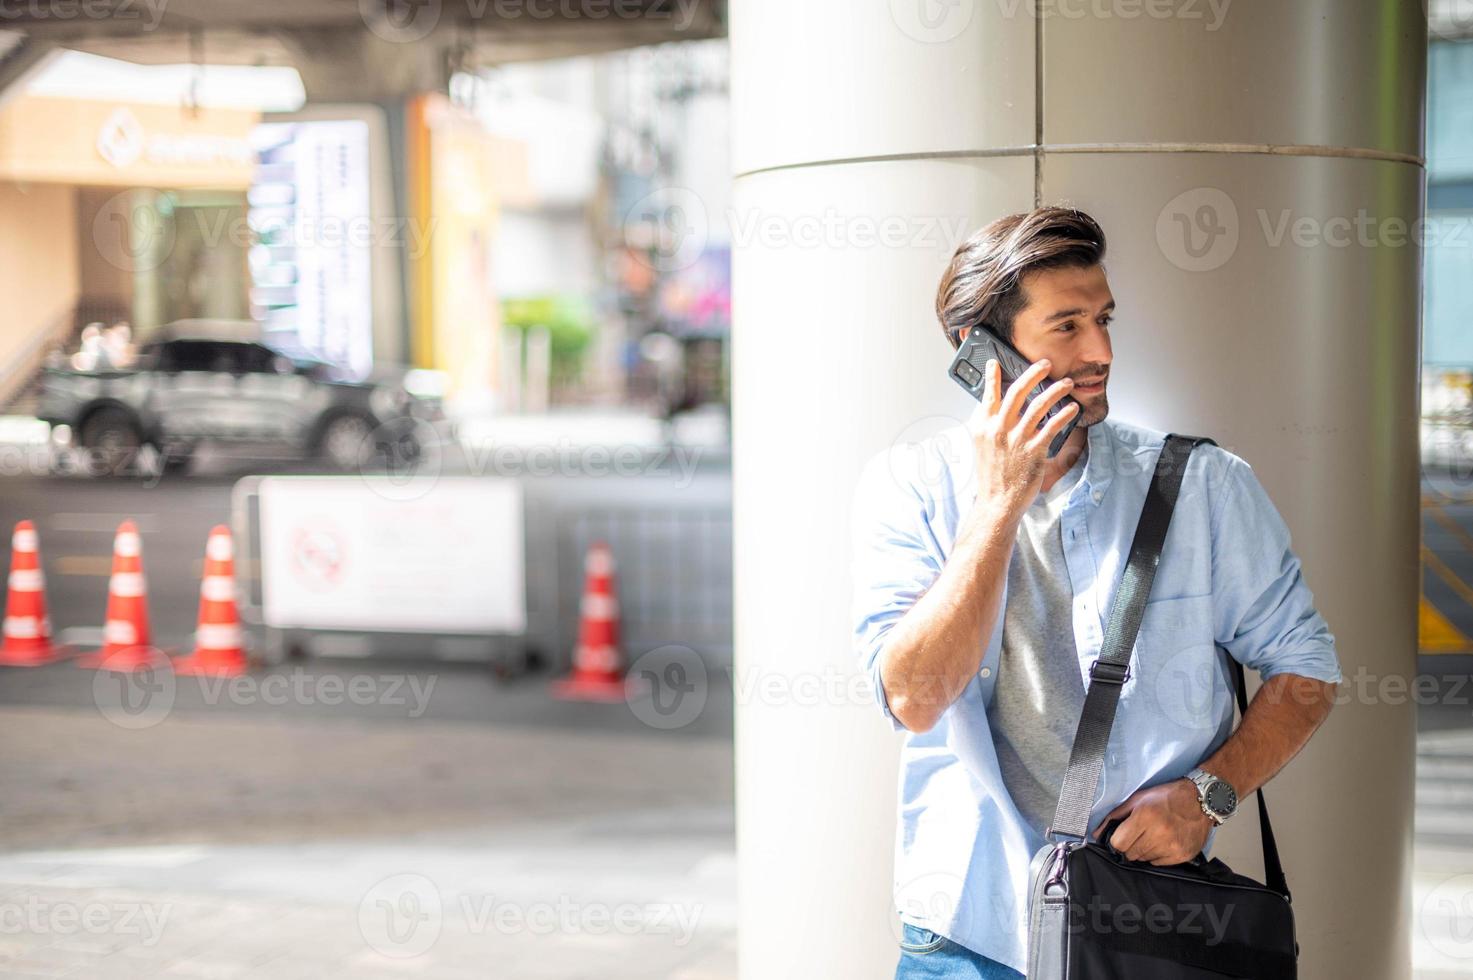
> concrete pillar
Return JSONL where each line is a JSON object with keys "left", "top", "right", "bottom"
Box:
{"left": 729, "top": 2, "right": 1425, "bottom": 978}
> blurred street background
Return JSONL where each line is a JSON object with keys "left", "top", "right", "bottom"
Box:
{"left": 0, "top": 1, "right": 1466, "bottom": 977}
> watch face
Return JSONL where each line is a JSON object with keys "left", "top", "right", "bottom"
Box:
{"left": 1204, "top": 780, "right": 1237, "bottom": 816}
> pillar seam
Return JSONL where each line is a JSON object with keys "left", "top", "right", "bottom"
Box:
{"left": 1033, "top": 6, "right": 1044, "bottom": 207}
{"left": 732, "top": 142, "right": 1424, "bottom": 181}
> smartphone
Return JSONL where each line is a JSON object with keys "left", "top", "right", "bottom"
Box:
{"left": 948, "top": 326, "right": 1079, "bottom": 458}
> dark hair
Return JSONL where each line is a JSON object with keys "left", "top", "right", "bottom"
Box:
{"left": 935, "top": 206, "right": 1106, "bottom": 349}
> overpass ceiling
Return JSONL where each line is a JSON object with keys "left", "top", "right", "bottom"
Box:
{"left": 3, "top": 0, "right": 725, "bottom": 67}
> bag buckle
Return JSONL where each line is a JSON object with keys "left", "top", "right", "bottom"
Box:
{"left": 1044, "top": 825, "right": 1086, "bottom": 844}
{"left": 1088, "top": 658, "right": 1130, "bottom": 685}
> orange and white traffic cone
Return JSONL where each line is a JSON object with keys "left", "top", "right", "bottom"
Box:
{"left": 173, "top": 525, "right": 247, "bottom": 677}
{"left": 76, "top": 520, "right": 168, "bottom": 672}
{"left": 551, "top": 541, "right": 627, "bottom": 702}
{"left": 0, "top": 520, "right": 68, "bottom": 666}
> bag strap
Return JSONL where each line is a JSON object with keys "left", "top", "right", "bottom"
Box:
{"left": 1046, "top": 432, "right": 1290, "bottom": 900}
{"left": 1047, "top": 433, "right": 1210, "bottom": 841}
{"left": 1228, "top": 652, "right": 1289, "bottom": 898}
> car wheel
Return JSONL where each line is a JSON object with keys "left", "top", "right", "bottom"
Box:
{"left": 79, "top": 407, "right": 142, "bottom": 476}
{"left": 317, "top": 413, "right": 376, "bottom": 470}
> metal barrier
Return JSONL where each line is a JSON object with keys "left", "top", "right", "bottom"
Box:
{"left": 556, "top": 505, "right": 733, "bottom": 664}
{"left": 232, "top": 470, "right": 735, "bottom": 671}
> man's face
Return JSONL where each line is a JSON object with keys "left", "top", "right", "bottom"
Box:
{"left": 1004, "top": 263, "right": 1114, "bottom": 427}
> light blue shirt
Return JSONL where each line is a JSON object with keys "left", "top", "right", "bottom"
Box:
{"left": 850, "top": 416, "right": 1342, "bottom": 975}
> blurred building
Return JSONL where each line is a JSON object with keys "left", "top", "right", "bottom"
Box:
{"left": 474, "top": 40, "right": 731, "bottom": 414}
{"left": 0, "top": 90, "right": 259, "bottom": 405}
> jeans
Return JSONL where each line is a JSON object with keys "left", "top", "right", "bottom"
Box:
{"left": 893, "top": 922, "right": 1025, "bottom": 979}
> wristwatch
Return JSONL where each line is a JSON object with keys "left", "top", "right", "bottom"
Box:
{"left": 1184, "top": 766, "right": 1238, "bottom": 825}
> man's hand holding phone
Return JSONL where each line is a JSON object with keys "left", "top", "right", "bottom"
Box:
{"left": 965, "top": 357, "right": 1079, "bottom": 531}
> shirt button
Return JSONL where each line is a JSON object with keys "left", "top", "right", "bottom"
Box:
{"left": 1092, "top": 490, "right": 1103, "bottom": 502}
{"left": 980, "top": 666, "right": 992, "bottom": 678}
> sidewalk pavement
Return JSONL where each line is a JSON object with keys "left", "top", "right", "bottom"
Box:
{"left": 0, "top": 810, "right": 734, "bottom": 979}
{"left": 0, "top": 705, "right": 734, "bottom": 979}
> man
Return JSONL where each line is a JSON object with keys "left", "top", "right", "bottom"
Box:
{"left": 851, "top": 206, "right": 1342, "bottom": 979}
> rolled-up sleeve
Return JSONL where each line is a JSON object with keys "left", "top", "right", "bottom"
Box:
{"left": 1209, "top": 453, "right": 1343, "bottom": 686}
{"left": 851, "top": 449, "right": 945, "bottom": 731}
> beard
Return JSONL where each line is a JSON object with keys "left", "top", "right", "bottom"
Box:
{"left": 1076, "top": 390, "right": 1109, "bottom": 427}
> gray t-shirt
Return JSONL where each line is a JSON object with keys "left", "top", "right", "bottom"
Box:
{"left": 989, "top": 450, "right": 1088, "bottom": 840}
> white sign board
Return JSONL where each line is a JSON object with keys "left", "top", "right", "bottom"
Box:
{"left": 258, "top": 477, "right": 526, "bottom": 634}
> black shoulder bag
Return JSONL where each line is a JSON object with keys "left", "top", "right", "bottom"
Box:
{"left": 1024, "top": 434, "right": 1298, "bottom": 979}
